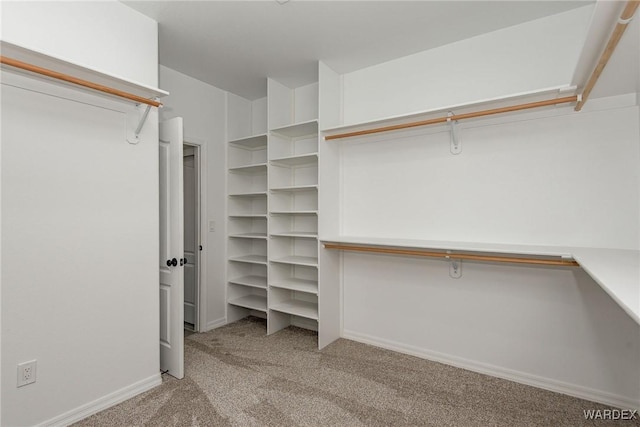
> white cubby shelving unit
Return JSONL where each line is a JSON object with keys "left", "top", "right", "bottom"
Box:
{"left": 267, "top": 79, "right": 320, "bottom": 336}
{"left": 226, "top": 79, "right": 330, "bottom": 343}
{"left": 227, "top": 120, "right": 270, "bottom": 323}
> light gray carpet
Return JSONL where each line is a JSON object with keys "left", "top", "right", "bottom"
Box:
{"left": 75, "top": 317, "right": 636, "bottom": 426}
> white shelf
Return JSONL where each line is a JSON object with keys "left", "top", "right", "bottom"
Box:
{"left": 229, "top": 255, "right": 268, "bottom": 265}
{"left": 270, "top": 185, "right": 318, "bottom": 192}
{"left": 321, "top": 236, "right": 575, "bottom": 258}
{"left": 270, "top": 278, "right": 318, "bottom": 294}
{"left": 229, "top": 233, "right": 267, "bottom": 240}
{"left": 228, "top": 191, "right": 267, "bottom": 197}
{"left": 228, "top": 163, "right": 267, "bottom": 173}
{"left": 229, "top": 275, "right": 267, "bottom": 289}
{"left": 321, "top": 236, "right": 640, "bottom": 326}
{"left": 271, "top": 232, "right": 318, "bottom": 239}
{"left": 227, "top": 79, "right": 322, "bottom": 339}
{"left": 571, "top": 248, "right": 640, "bottom": 325}
{"left": 270, "top": 120, "right": 319, "bottom": 138}
{"left": 228, "top": 134, "right": 268, "bottom": 150}
{"left": 270, "top": 211, "right": 318, "bottom": 216}
{"left": 0, "top": 40, "right": 168, "bottom": 101}
{"left": 270, "top": 256, "right": 318, "bottom": 267}
{"left": 229, "top": 191, "right": 267, "bottom": 197}
{"left": 270, "top": 299, "right": 318, "bottom": 320}
{"left": 270, "top": 153, "right": 318, "bottom": 166}
{"left": 229, "top": 295, "right": 267, "bottom": 312}
{"left": 321, "top": 85, "right": 575, "bottom": 137}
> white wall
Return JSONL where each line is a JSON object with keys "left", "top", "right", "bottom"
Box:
{"left": 1, "top": 1, "right": 160, "bottom": 425}
{"left": 343, "top": 251, "right": 640, "bottom": 407}
{"left": 227, "top": 93, "right": 267, "bottom": 141}
{"left": 337, "top": 99, "right": 640, "bottom": 407}
{"left": 341, "top": 5, "right": 594, "bottom": 125}
{"left": 324, "top": 3, "right": 640, "bottom": 407}
{"left": 341, "top": 101, "right": 639, "bottom": 250}
{"left": 0, "top": 0, "right": 158, "bottom": 87}
{"left": 159, "top": 65, "right": 228, "bottom": 330}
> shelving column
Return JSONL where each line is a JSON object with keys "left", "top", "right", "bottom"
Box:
{"left": 227, "top": 137, "right": 270, "bottom": 324}
{"left": 267, "top": 79, "right": 321, "bottom": 335}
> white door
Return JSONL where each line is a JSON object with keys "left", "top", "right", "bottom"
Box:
{"left": 159, "top": 118, "right": 184, "bottom": 379}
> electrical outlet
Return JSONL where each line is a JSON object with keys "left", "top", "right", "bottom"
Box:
{"left": 209, "top": 220, "right": 216, "bottom": 232}
{"left": 17, "top": 360, "right": 37, "bottom": 387}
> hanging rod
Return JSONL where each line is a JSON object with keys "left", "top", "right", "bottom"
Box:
{"left": 575, "top": 0, "right": 639, "bottom": 111}
{"left": 324, "top": 96, "right": 578, "bottom": 141}
{"left": 0, "top": 56, "right": 162, "bottom": 108}
{"left": 323, "top": 243, "right": 580, "bottom": 267}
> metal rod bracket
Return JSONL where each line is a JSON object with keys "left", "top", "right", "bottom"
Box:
{"left": 447, "top": 112, "right": 461, "bottom": 154}
{"left": 446, "top": 252, "right": 462, "bottom": 278}
{"left": 127, "top": 103, "right": 153, "bottom": 145}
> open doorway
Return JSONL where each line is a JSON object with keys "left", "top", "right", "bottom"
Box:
{"left": 183, "top": 143, "right": 201, "bottom": 332}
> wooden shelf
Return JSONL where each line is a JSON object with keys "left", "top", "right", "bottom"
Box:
{"left": 270, "top": 232, "right": 318, "bottom": 239}
{"left": 270, "top": 120, "right": 318, "bottom": 138}
{"left": 270, "top": 153, "right": 318, "bottom": 166}
{"left": 270, "top": 185, "right": 318, "bottom": 192}
{"left": 270, "top": 299, "right": 318, "bottom": 320}
{"left": 229, "top": 295, "right": 267, "bottom": 312}
{"left": 229, "top": 275, "right": 267, "bottom": 289}
{"left": 229, "top": 233, "right": 268, "bottom": 240}
{"left": 270, "top": 278, "right": 318, "bottom": 294}
{"left": 229, "top": 255, "right": 268, "bottom": 265}
{"left": 270, "top": 256, "right": 318, "bottom": 267}
{"left": 228, "top": 134, "right": 268, "bottom": 150}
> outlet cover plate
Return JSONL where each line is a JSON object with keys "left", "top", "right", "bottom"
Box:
{"left": 17, "top": 360, "right": 37, "bottom": 387}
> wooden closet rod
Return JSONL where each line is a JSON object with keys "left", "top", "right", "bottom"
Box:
{"left": 575, "top": 0, "right": 639, "bottom": 111}
{"left": 323, "top": 243, "right": 580, "bottom": 267}
{"left": 325, "top": 96, "right": 578, "bottom": 140}
{"left": 0, "top": 56, "right": 162, "bottom": 108}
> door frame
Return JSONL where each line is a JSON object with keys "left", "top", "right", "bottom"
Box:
{"left": 184, "top": 137, "right": 207, "bottom": 332}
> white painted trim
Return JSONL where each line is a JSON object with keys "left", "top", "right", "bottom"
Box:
{"left": 38, "top": 374, "right": 161, "bottom": 427}
{"left": 342, "top": 330, "right": 640, "bottom": 410}
{"left": 223, "top": 92, "right": 230, "bottom": 325}
{"left": 184, "top": 135, "right": 208, "bottom": 333}
{"left": 205, "top": 317, "right": 227, "bottom": 332}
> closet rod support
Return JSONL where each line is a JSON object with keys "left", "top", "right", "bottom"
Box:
{"left": 447, "top": 112, "right": 461, "bottom": 154}
{"left": 446, "top": 253, "right": 462, "bottom": 278}
{"left": 127, "top": 103, "right": 153, "bottom": 144}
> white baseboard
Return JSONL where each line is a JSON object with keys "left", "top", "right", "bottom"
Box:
{"left": 39, "top": 373, "right": 162, "bottom": 427}
{"left": 343, "top": 329, "right": 639, "bottom": 410}
{"left": 204, "top": 317, "right": 227, "bottom": 331}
